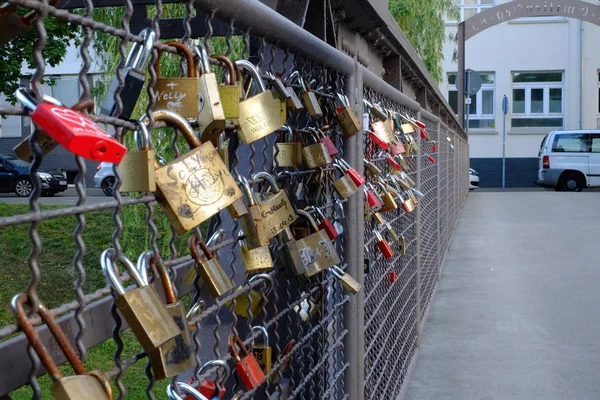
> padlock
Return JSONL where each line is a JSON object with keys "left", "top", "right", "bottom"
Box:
{"left": 407, "top": 187, "right": 419, "bottom": 205}
{"left": 401, "top": 122, "right": 415, "bottom": 134}
{"left": 251, "top": 326, "right": 272, "bottom": 374}
{"left": 197, "top": 359, "right": 230, "bottom": 400}
{"left": 167, "top": 382, "right": 210, "bottom": 400}
{"left": 363, "top": 158, "right": 383, "bottom": 177}
{"left": 231, "top": 273, "right": 274, "bottom": 318}
{"left": 330, "top": 266, "right": 362, "bottom": 295}
{"left": 184, "top": 229, "right": 226, "bottom": 284}
{"left": 369, "top": 130, "right": 389, "bottom": 150}
{"left": 118, "top": 120, "right": 157, "bottom": 192}
{"left": 313, "top": 126, "right": 338, "bottom": 157}
{"left": 374, "top": 230, "right": 394, "bottom": 259}
{"left": 229, "top": 334, "right": 266, "bottom": 390}
{"left": 271, "top": 339, "right": 296, "bottom": 384}
{"left": 238, "top": 230, "right": 274, "bottom": 273}
{"left": 310, "top": 206, "right": 338, "bottom": 240}
{"left": 302, "top": 131, "right": 332, "bottom": 169}
{"left": 234, "top": 59, "right": 283, "bottom": 144}
{"left": 389, "top": 140, "right": 406, "bottom": 156}
{"left": 337, "top": 158, "right": 366, "bottom": 187}
{"left": 383, "top": 221, "right": 400, "bottom": 243}
{"left": 154, "top": 41, "right": 200, "bottom": 119}
{"left": 226, "top": 177, "right": 250, "bottom": 220}
{"left": 386, "top": 156, "right": 402, "bottom": 172}
{"left": 16, "top": 88, "right": 126, "bottom": 163}
{"left": 335, "top": 93, "right": 361, "bottom": 138}
{"left": 214, "top": 54, "right": 241, "bottom": 119}
{"left": 101, "top": 28, "right": 155, "bottom": 119}
{"left": 266, "top": 71, "right": 292, "bottom": 102}
{"left": 284, "top": 71, "right": 305, "bottom": 112}
{"left": 400, "top": 170, "right": 416, "bottom": 188}
{"left": 12, "top": 293, "right": 113, "bottom": 400}
{"left": 189, "top": 235, "right": 234, "bottom": 298}
{"left": 300, "top": 78, "right": 323, "bottom": 118}
{"left": 332, "top": 163, "right": 359, "bottom": 200}
{"left": 399, "top": 234, "right": 407, "bottom": 255}
{"left": 398, "top": 191, "right": 416, "bottom": 213}
{"left": 216, "top": 133, "right": 229, "bottom": 167}
{"left": 411, "top": 187, "right": 426, "bottom": 200}
{"left": 0, "top": 0, "right": 59, "bottom": 45}
{"left": 194, "top": 45, "right": 226, "bottom": 143}
{"left": 140, "top": 252, "right": 196, "bottom": 380}
{"left": 142, "top": 110, "right": 242, "bottom": 235}
{"left": 364, "top": 185, "right": 382, "bottom": 212}
{"left": 251, "top": 171, "right": 297, "bottom": 240}
{"left": 296, "top": 209, "right": 341, "bottom": 277}
{"left": 370, "top": 102, "right": 389, "bottom": 122}
{"left": 275, "top": 126, "right": 303, "bottom": 167}
{"left": 278, "top": 227, "right": 308, "bottom": 276}
{"left": 377, "top": 181, "right": 399, "bottom": 213}
{"left": 101, "top": 249, "right": 180, "bottom": 352}
{"left": 372, "top": 211, "right": 386, "bottom": 226}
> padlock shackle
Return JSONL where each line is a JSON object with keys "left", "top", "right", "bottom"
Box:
{"left": 198, "top": 359, "right": 231, "bottom": 385}
{"left": 228, "top": 334, "right": 251, "bottom": 361}
{"left": 141, "top": 109, "right": 200, "bottom": 150}
{"left": 135, "top": 250, "right": 152, "bottom": 286}
{"left": 101, "top": 248, "right": 146, "bottom": 296}
{"left": 12, "top": 294, "right": 87, "bottom": 381}
{"left": 307, "top": 205, "right": 327, "bottom": 223}
{"left": 296, "top": 209, "right": 320, "bottom": 234}
{"left": 206, "top": 228, "right": 226, "bottom": 247}
{"left": 251, "top": 171, "right": 279, "bottom": 195}
{"left": 374, "top": 229, "right": 384, "bottom": 242}
{"left": 239, "top": 175, "right": 257, "bottom": 207}
{"left": 235, "top": 59, "right": 267, "bottom": 93}
{"left": 167, "top": 382, "right": 210, "bottom": 400}
{"left": 248, "top": 273, "right": 274, "bottom": 296}
{"left": 278, "top": 125, "right": 293, "bottom": 142}
{"left": 330, "top": 265, "right": 344, "bottom": 280}
{"left": 211, "top": 54, "right": 237, "bottom": 85}
{"left": 186, "top": 300, "right": 206, "bottom": 319}
{"left": 189, "top": 235, "right": 214, "bottom": 264}
{"left": 251, "top": 325, "right": 269, "bottom": 347}
{"left": 193, "top": 45, "right": 212, "bottom": 76}
{"left": 285, "top": 71, "right": 300, "bottom": 85}
{"left": 131, "top": 119, "right": 153, "bottom": 151}
{"left": 126, "top": 28, "right": 156, "bottom": 71}
{"left": 151, "top": 253, "right": 177, "bottom": 305}
{"left": 154, "top": 41, "right": 198, "bottom": 78}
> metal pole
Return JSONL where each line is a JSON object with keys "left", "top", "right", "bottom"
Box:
{"left": 502, "top": 107, "right": 506, "bottom": 189}
{"left": 415, "top": 110, "right": 423, "bottom": 346}
{"left": 457, "top": 22, "right": 465, "bottom": 129}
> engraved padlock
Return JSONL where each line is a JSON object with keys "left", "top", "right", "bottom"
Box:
{"left": 140, "top": 252, "right": 197, "bottom": 380}
{"left": 12, "top": 293, "right": 113, "bottom": 400}
{"left": 194, "top": 45, "right": 226, "bottom": 144}
{"left": 296, "top": 209, "right": 341, "bottom": 277}
{"left": 119, "top": 120, "right": 157, "bottom": 193}
{"left": 251, "top": 326, "right": 272, "bottom": 374}
{"left": 142, "top": 110, "right": 242, "bottom": 235}
{"left": 214, "top": 54, "right": 241, "bottom": 119}
{"left": 238, "top": 230, "right": 274, "bottom": 273}
{"left": 302, "top": 131, "right": 332, "bottom": 169}
{"left": 275, "top": 126, "right": 303, "bottom": 167}
{"left": 101, "top": 248, "right": 180, "bottom": 353}
{"left": 189, "top": 235, "right": 234, "bottom": 298}
{"left": 234, "top": 59, "right": 283, "bottom": 144}
{"left": 251, "top": 171, "right": 296, "bottom": 240}
{"left": 330, "top": 266, "right": 362, "bottom": 295}
{"left": 277, "top": 226, "right": 308, "bottom": 276}
{"left": 154, "top": 41, "right": 200, "bottom": 119}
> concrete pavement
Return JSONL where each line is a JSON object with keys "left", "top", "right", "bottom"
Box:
{"left": 406, "top": 191, "right": 600, "bottom": 400}
{"left": 0, "top": 188, "right": 110, "bottom": 205}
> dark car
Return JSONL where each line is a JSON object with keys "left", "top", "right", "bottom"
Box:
{"left": 0, "top": 154, "right": 68, "bottom": 197}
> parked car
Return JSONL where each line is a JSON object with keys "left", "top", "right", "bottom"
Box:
{"left": 0, "top": 154, "right": 68, "bottom": 197}
{"left": 469, "top": 168, "right": 479, "bottom": 190}
{"left": 94, "top": 162, "right": 116, "bottom": 196}
{"left": 537, "top": 130, "right": 600, "bottom": 191}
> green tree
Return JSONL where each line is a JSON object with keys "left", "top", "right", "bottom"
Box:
{"left": 390, "top": 0, "right": 459, "bottom": 82}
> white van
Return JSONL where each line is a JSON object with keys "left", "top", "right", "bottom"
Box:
{"left": 537, "top": 130, "right": 600, "bottom": 191}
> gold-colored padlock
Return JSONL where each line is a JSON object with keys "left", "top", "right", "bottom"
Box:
{"left": 399, "top": 191, "right": 416, "bottom": 213}
{"left": 330, "top": 266, "right": 362, "bottom": 295}
{"left": 301, "top": 78, "right": 323, "bottom": 118}
{"left": 101, "top": 249, "right": 180, "bottom": 353}
{"left": 13, "top": 294, "right": 113, "bottom": 400}
{"left": 216, "top": 133, "right": 229, "bottom": 167}
{"left": 372, "top": 211, "right": 386, "bottom": 226}
{"left": 214, "top": 54, "right": 241, "bottom": 119}
{"left": 251, "top": 171, "right": 297, "bottom": 240}
{"left": 239, "top": 230, "right": 274, "bottom": 273}
{"left": 234, "top": 59, "right": 284, "bottom": 144}
{"left": 275, "top": 126, "right": 303, "bottom": 167}
{"left": 302, "top": 132, "right": 332, "bottom": 169}
{"left": 332, "top": 163, "right": 358, "bottom": 199}
{"left": 189, "top": 235, "right": 234, "bottom": 298}
{"left": 195, "top": 45, "right": 226, "bottom": 144}
{"left": 140, "top": 252, "right": 196, "bottom": 381}
{"left": 335, "top": 93, "right": 361, "bottom": 138}
{"left": 119, "top": 120, "right": 156, "bottom": 193}
{"left": 278, "top": 227, "right": 308, "bottom": 276}
{"left": 154, "top": 41, "right": 200, "bottom": 119}
{"left": 141, "top": 110, "right": 242, "bottom": 235}
{"left": 377, "top": 181, "right": 398, "bottom": 213}
{"left": 384, "top": 221, "right": 400, "bottom": 243}
{"left": 184, "top": 229, "right": 226, "bottom": 284}
{"left": 231, "top": 273, "right": 274, "bottom": 318}
{"left": 369, "top": 102, "right": 389, "bottom": 122}
{"left": 296, "top": 210, "right": 340, "bottom": 277}
{"left": 252, "top": 326, "right": 272, "bottom": 374}
{"left": 399, "top": 233, "right": 407, "bottom": 255}
{"left": 284, "top": 71, "right": 305, "bottom": 112}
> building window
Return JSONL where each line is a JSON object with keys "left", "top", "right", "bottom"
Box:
{"left": 511, "top": 71, "right": 564, "bottom": 128}
{"left": 447, "top": 72, "right": 495, "bottom": 129}
{"left": 451, "top": 0, "right": 495, "bottom": 22}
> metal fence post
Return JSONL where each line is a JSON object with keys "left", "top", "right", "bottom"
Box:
{"left": 415, "top": 111, "right": 423, "bottom": 346}
{"left": 343, "top": 61, "right": 365, "bottom": 400}
{"left": 436, "top": 120, "right": 442, "bottom": 277}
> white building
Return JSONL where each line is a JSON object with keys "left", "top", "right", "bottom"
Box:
{"left": 441, "top": 0, "right": 600, "bottom": 187}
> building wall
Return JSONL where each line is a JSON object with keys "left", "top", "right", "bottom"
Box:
{"left": 442, "top": 0, "right": 600, "bottom": 187}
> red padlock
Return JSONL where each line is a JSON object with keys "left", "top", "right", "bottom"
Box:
{"left": 375, "top": 230, "right": 394, "bottom": 259}
{"left": 16, "top": 88, "right": 126, "bottom": 163}
{"left": 389, "top": 141, "right": 405, "bottom": 156}
{"left": 229, "top": 334, "right": 265, "bottom": 390}
{"left": 196, "top": 359, "right": 229, "bottom": 400}
{"left": 432, "top": 142, "right": 438, "bottom": 152}
{"left": 338, "top": 158, "right": 366, "bottom": 187}
{"left": 386, "top": 156, "right": 402, "bottom": 171}
{"left": 389, "top": 271, "right": 398, "bottom": 283}
{"left": 312, "top": 206, "right": 338, "bottom": 240}
{"left": 427, "top": 155, "right": 436, "bottom": 163}
{"left": 316, "top": 127, "right": 338, "bottom": 157}
{"left": 364, "top": 185, "right": 382, "bottom": 212}
{"left": 369, "top": 131, "right": 389, "bottom": 150}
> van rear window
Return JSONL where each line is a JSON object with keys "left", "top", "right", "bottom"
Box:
{"left": 551, "top": 133, "right": 589, "bottom": 153}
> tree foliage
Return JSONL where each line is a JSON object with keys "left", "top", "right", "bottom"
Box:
{"left": 390, "top": 0, "right": 459, "bottom": 82}
{"left": 0, "top": 13, "right": 80, "bottom": 102}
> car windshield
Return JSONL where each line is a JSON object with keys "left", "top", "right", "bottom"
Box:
{"left": 538, "top": 134, "right": 549, "bottom": 156}
{"left": 1, "top": 155, "right": 30, "bottom": 168}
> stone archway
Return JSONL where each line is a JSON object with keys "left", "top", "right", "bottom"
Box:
{"left": 457, "top": 0, "right": 600, "bottom": 128}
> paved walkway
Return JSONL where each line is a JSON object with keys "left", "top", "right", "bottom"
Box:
{"left": 406, "top": 191, "right": 600, "bottom": 400}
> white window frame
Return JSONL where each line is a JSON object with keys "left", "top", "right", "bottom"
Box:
{"left": 597, "top": 71, "right": 600, "bottom": 128}
{"left": 511, "top": 71, "right": 564, "bottom": 128}
{"left": 448, "top": 0, "right": 495, "bottom": 23}
{"left": 448, "top": 72, "right": 495, "bottom": 129}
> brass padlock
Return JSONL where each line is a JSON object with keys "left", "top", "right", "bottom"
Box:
{"left": 140, "top": 252, "right": 196, "bottom": 380}
{"left": 275, "top": 126, "right": 303, "bottom": 167}
{"left": 335, "top": 93, "right": 361, "bottom": 138}
{"left": 184, "top": 229, "right": 226, "bottom": 284}
{"left": 301, "top": 77, "right": 323, "bottom": 118}
{"left": 217, "top": 133, "right": 229, "bottom": 167}
{"left": 330, "top": 266, "right": 362, "bottom": 295}
{"left": 251, "top": 171, "right": 297, "bottom": 240}
{"left": 278, "top": 226, "right": 308, "bottom": 276}
{"left": 238, "top": 230, "right": 274, "bottom": 273}
{"left": 142, "top": 110, "right": 243, "bottom": 235}
{"left": 214, "top": 54, "right": 241, "bottom": 119}
{"left": 233, "top": 59, "right": 284, "bottom": 144}
{"left": 377, "top": 181, "right": 399, "bottom": 213}
{"left": 399, "top": 191, "right": 416, "bottom": 213}
{"left": 13, "top": 294, "right": 113, "bottom": 400}
{"left": 364, "top": 158, "right": 383, "bottom": 177}
{"left": 119, "top": 120, "right": 156, "bottom": 193}
{"left": 332, "top": 162, "right": 358, "bottom": 199}
{"left": 154, "top": 41, "right": 200, "bottom": 119}
{"left": 372, "top": 211, "right": 386, "bottom": 226}
{"left": 384, "top": 221, "right": 401, "bottom": 243}
{"left": 252, "top": 326, "right": 272, "bottom": 374}
{"left": 370, "top": 102, "right": 389, "bottom": 122}
{"left": 296, "top": 209, "right": 341, "bottom": 277}
{"left": 189, "top": 235, "right": 234, "bottom": 298}
{"left": 232, "top": 273, "right": 274, "bottom": 318}
{"left": 302, "top": 131, "right": 332, "bottom": 169}
{"left": 194, "top": 45, "right": 226, "bottom": 144}
{"left": 285, "top": 71, "right": 305, "bottom": 112}
{"left": 101, "top": 248, "right": 180, "bottom": 353}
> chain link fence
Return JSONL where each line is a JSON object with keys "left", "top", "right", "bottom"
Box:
{"left": 0, "top": 0, "right": 468, "bottom": 399}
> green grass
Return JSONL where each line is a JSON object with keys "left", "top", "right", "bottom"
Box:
{"left": 0, "top": 202, "right": 197, "bottom": 398}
